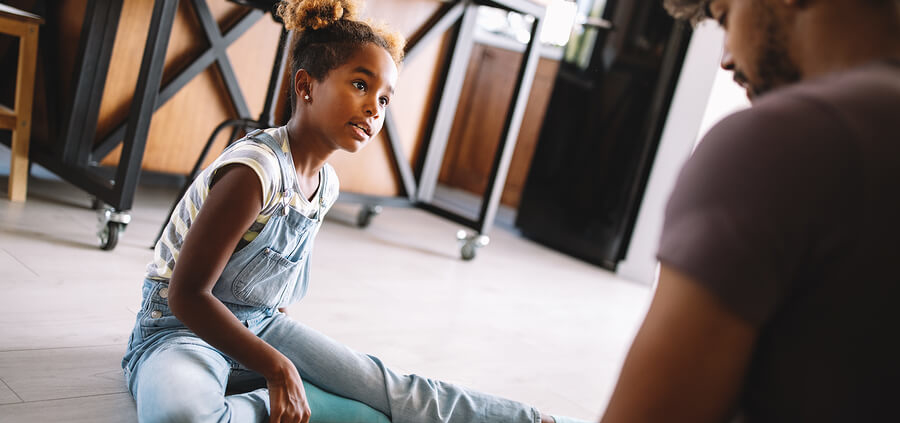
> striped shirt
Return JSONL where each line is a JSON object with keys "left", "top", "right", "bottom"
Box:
{"left": 146, "top": 126, "right": 340, "bottom": 281}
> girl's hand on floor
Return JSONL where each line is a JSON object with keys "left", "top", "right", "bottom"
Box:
{"left": 267, "top": 359, "right": 311, "bottom": 423}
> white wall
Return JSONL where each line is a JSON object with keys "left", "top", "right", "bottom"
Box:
{"left": 696, "top": 57, "right": 752, "bottom": 144}
{"left": 616, "top": 22, "right": 749, "bottom": 285}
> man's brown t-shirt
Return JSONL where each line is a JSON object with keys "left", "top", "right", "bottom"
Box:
{"left": 658, "top": 60, "right": 900, "bottom": 421}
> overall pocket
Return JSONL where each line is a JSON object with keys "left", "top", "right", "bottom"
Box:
{"left": 232, "top": 247, "right": 301, "bottom": 308}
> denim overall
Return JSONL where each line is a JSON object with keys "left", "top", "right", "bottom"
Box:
{"left": 210, "top": 130, "right": 323, "bottom": 310}
{"left": 121, "top": 131, "right": 542, "bottom": 423}
{"left": 123, "top": 130, "right": 320, "bottom": 371}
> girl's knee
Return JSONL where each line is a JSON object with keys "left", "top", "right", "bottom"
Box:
{"left": 135, "top": 366, "right": 227, "bottom": 422}
{"left": 133, "top": 343, "right": 231, "bottom": 422}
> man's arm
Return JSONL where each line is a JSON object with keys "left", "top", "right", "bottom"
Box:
{"left": 600, "top": 264, "right": 757, "bottom": 423}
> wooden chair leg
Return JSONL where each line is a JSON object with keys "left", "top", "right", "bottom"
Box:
{"left": 8, "top": 24, "right": 39, "bottom": 202}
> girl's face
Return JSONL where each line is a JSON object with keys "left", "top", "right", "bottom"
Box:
{"left": 304, "top": 43, "right": 399, "bottom": 153}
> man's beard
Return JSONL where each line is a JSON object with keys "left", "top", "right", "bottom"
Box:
{"left": 745, "top": 4, "right": 802, "bottom": 99}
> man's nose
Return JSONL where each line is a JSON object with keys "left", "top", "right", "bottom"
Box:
{"left": 720, "top": 48, "right": 735, "bottom": 70}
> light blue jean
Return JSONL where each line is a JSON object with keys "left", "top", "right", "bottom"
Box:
{"left": 123, "top": 131, "right": 542, "bottom": 422}
{"left": 124, "top": 302, "right": 540, "bottom": 423}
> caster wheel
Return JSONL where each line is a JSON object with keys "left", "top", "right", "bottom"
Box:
{"left": 456, "top": 230, "right": 489, "bottom": 261}
{"left": 99, "top": 222, "right": 122, "bottom": 251}
{"left": 356, "top": 205, "right": 382, "bottom": 228}
{"left": 96, "top": 208, "right": 132, "bottom": 251}
{"left": 461, "top": 242, "right": 477, "bottom": 261}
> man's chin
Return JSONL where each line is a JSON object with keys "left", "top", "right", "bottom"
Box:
{"left": 732, "top": 75, "right": 758, "bottom": 101}
{"left": 745, "top": 87, "right": 758, "bottom": 102}
{"left": 743, "top": 73, "right": 801, "bottom": 102}
{"left": 743, "top": 82, "right": 776, "bottom": 102}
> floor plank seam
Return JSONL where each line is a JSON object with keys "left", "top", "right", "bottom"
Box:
{"left": 0, "top": 391, "right": 131, "bottom": 406}
{"left": 0, "top": 343, "right": 126, "bottom": 354}
{"left": 1, "top": 247, "right": 41, "bottom": 278}
{"left": 0, "top": 377, "right": 24, "bottom": 403}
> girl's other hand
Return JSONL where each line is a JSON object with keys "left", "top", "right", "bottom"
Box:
{"left": 267, "top": 357, "right": 311, "bottom": 423}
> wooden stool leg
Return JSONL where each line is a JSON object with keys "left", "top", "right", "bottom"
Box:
{"left": 8, "top": 24, "right": 39, "bottom": 202}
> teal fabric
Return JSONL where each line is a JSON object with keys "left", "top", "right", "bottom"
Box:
{"left": 305, "top": 381, "right": 391, "bottom": 423}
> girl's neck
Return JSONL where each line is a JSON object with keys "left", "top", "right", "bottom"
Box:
{"left": 284, "top": 117, "right": 334, "bottom": 181}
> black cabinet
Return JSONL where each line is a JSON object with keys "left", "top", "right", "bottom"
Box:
{"left": 516, "top": 0, "right": 691, "bottom": 269}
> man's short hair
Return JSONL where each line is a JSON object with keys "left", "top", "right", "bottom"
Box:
{"left": 664, "top": 0, "right": 712, "bottom": 26}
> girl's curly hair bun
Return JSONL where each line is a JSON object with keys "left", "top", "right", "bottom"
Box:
{"left": 277, "top": 0, "right": 360, "bottom": 32}
{"left": 276, "top": 0, "right": 405, "bottom": 109}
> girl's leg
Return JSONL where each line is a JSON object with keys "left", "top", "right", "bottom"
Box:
{"left": 130, "top": 336, "right": 270, "bottom": 423}
{"left": 257, "top": 314, "right": 541, "bottom": 423}
{"left": 227, "top": 367, "right": 391, "bottom": 423}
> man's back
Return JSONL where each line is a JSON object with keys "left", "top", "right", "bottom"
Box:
{"left": 658, "top": 60, "right": 900, "bottom": 421}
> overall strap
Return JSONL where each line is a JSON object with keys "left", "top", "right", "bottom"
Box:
{"left": 246, "top": 129, "right": 296, "bottom": 215}
{"left": 314, "top": 163, "right": 327, "bottom": 221}
{"left": 246, "top": 129, "right": 328, "bottom": 220}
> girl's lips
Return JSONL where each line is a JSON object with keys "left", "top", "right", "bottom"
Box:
{"left": 350, "top": 122, "right": 371, "bottom": 135}
{"left": 349, "top": 123, "right": 369, "bottom": 139}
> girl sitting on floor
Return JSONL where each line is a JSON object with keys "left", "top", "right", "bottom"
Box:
{"left": 122, "top": 1, "right": 586, "bottom": 422}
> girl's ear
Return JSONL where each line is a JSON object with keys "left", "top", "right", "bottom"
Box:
{"left": 294, "top": 69, "right": 314, "bottom": 103}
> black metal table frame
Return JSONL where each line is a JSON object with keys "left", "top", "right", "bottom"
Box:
{"left": 28, "top": 0, "right": 544, "bottom": 250}
{"left": 30, "top": 0, "right": 266, "bottom": 211}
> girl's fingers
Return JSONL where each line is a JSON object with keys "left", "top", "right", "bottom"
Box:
{"left": 270, "top": 405, "right": 308, "bottom": 423}
{"left": 299, "top": 403, "right": 311, "bottom": 423}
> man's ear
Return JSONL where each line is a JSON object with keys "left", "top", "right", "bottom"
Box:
{"left": 294, "top": 69, "right": 314, "bottom": 103}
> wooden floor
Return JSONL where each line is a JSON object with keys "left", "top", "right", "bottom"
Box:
{"left": 0, "top": 173, "right": 651, "bottom": 422}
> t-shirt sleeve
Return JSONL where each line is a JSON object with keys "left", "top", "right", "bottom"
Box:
{"left": 208, "top": 142, "right": 282, "bottom": 213}
{"left": 658, "top": 95, "right": 859, "bottom": 326}
{"left": 320, "top": 163, "right": 341, "bottom": 216}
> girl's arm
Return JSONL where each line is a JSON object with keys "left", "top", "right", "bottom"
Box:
{"left": 167, "top": 164, "right": 310, "bottom": 423}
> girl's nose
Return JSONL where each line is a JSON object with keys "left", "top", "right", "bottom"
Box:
{"left": 363, "top": 98, "right": 377, "bottom": 117}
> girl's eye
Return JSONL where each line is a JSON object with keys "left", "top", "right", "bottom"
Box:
{"left": 353, "top": 81, "right": 367, "bottom": 91}
{"left": 379, "top": 96, "right": 390, "bottom": 107}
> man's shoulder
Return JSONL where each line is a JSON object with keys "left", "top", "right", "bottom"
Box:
{"left": 696, "top": 91, "right": 843, "bottom": 165}
{"left": 700, "top": 61, "right": 899, "bottom": 160}
{"left": 683, "top": 73, "right": 873, "bottom": 200}
{"left": 701, "top": 63, "right": 900, "bottom": 153}
{"left": 748, "top": 60, "right": 900, "bottom": 131}
{"left": 787, "top": 60, "right": 900, "bottom": 103}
